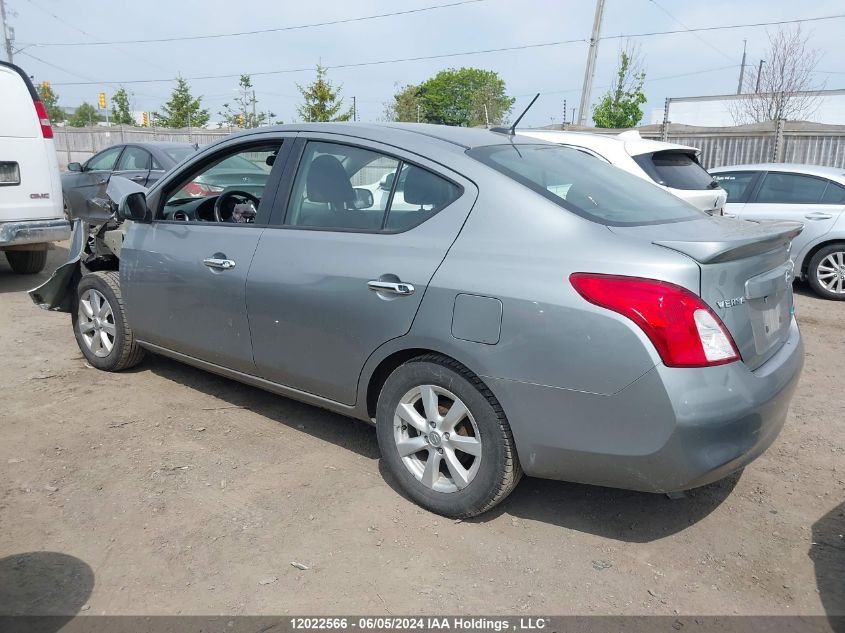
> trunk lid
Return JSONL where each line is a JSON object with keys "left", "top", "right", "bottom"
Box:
{"left": 609, "top": 217, "right": 803, "bottom": 370}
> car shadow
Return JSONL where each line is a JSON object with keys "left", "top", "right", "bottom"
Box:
{"left": 0, "top": 246, "right": 69, "bottom": 296}
{"left": 810, "top": 502, "right": 845, "bottom": 631}
{"left": 0, "top": 551, "right": 94, "bottom": 632}
{"left": 144, "top": 354, "right": 380, "bottom": 460}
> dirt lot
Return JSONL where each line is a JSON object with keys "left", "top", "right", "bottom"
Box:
{"left": 0, "top": 245, "right": 842, "bottom": 617}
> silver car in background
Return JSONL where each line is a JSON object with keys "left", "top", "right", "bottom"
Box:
{"left": 32, "top": 123, "right": 804, "bottom": 518}
{"left": 711, "top": 163, "right": 845, "bottom": 300}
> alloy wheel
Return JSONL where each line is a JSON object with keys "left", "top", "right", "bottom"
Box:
{"left": 816, "top": 251, "right": 845, "bottom": 294}
{"left": 78, "top": 288, "right": 116, "bottom": 357}
{"left": 393, "top": 385, "right": 482, "bottom": 493}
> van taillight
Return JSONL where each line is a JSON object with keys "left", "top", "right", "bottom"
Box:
{"left": 33, "top": 100, "right": 54, "bottom": 139}
{"left": 569, "top": 273, "right": 740, "bottom": 368}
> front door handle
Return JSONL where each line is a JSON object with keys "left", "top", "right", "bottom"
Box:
{"left": 203, "top": 257, "right": 236, "bottom": 270}
{"left": 804, "top": 212, "right": 833, "bottom": 220}
{"left": 368, "top": 280, "right": 415, "bottom": 296}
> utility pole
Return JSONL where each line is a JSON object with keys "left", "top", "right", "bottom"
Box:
{"left": 252, "top": 89, "right": 257, "bottom": 125}
{"left": 417, "top": 104, "right": 421, "bottom": 123}
{"left": 755, "top": 59, "right": 765, "bottom": 93}
{"left": 0, "top": 0, "right": 14, "bottom": 64}
{"left": 352, "top": 96, "right": 357, "bottom": 121}
{"left": 736, "top": 39, "right": 747, "bottom": 94}
{"left": 483, "top": 103, "right": 489, "bottom": 128}
{"left": 563, "top": 99, "right": 567, "bottom": 126}
{"left": 577, "top": 0, "right": 606, "bottom": 126}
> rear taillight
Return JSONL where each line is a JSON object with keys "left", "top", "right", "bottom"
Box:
{"left": 180, "top": 181, "right": 225, "bottom": 197}
{"left": 569, "top": 273, "right": 740, "bottom": 368}
{"left": 33, "top": 100, "right": 54, "bottom": 139}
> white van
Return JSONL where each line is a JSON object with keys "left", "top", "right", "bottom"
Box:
{"left": 0, "top": 60, "right": 69, "bottom": 274}
{"left": 517, "top": 129, "right": 728, "bottom": 215}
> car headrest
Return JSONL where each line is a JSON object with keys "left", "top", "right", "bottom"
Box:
{"left": 403, "top": 167, "right": 453, "bottom": 207}
{"left": 306, "top": 154, "right": 354, "bottom": 206}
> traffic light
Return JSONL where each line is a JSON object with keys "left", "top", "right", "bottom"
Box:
{"left": 142, "top": 112, "right": 149, "bottom": 127}
{"left": 98, "top": 92, "right": 106, "bottom": 109}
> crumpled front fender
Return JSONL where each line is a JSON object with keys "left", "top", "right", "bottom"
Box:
{"left": 28, "top": 220, "right": 87, "bottom": 312}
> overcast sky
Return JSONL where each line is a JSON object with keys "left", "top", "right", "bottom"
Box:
{"left": 6, "top": 0, "right": 844, "bottom": 127}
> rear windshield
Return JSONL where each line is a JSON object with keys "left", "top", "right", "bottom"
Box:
{"left": 634, "top": 150, "right": 717, "bottom": 190}
{"left": 468, "top": 144, "right": 702, "bottom": 226}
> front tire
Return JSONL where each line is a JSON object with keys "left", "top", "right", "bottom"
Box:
{"left": 5, "top": 250, "right": 47, "bottom": 274}
{"left": 807, "top": 244, "right": 845, "bottom": 300}
{"left": 376, "top": 354, "right": 522, "bottom": 518}
{"left": 72, "top": 271, "right": 145, "bottom": 371}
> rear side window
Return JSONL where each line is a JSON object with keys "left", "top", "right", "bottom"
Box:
{"left": 469, "top": 144, "right": 701, "bottom": 227}
{"left": 116, "top": 147, "right": 151, "bottom": 171}
{"left": 713, "top": 171, "right": 757, "bottom": 202}
{"left": 821, "top": 181, "right": 845, "bottom": 204}
{"left": 756, "top": 173, "right": 827, "bottom": 204}
{"left": 634, "top": 151, "right": 716, "bottom": 190}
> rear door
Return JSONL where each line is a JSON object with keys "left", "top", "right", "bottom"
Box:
{"left": 246, "top": 136, "right": 477, "bottom": 405}
{"left": 112, "top": 145, "right": 152, "bottom": 186}
{"left": 712, "top": 170, "right": 761, "bottom": 218}
{"left": 739, "top": 171, "right": 845, "bottom": 263}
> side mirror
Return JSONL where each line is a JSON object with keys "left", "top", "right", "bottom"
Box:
{"left": 378, "top": 172, "right": 395, "bottom": 191}
{"left": 117, "top": 191, "right": 150, "bottom": 222}
{"left": 67, "top": 162, "right": 82, "bottom": 172}
{"left": 352, "top": 187, "right": 374, "bottom": 210}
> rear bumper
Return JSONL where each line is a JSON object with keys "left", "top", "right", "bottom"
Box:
{"left": 489, "top": 318, "right": 804, "bottom": 492}
{"left": 0, "top": 218, "right": 70, "bottom": 247}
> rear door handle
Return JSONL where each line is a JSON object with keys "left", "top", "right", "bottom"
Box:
{"left": 130, "top": 175, "right": 146, "bottom": 182}
{"left": 203, "top": 257, "right": 236, "bottom": 270}
{"left": 804, "top": 212, "right": 833, "bottom": 220}
{"left": 368, "top": 280, "right": 415, "bottom": 296}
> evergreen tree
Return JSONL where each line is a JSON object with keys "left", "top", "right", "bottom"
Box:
{"left": 111, "top": 87, "right": 135, "bottom": 125}
{"left": 296, "top": 65, "right": 353, "bottom": 123}
{"left": 153, "top": 76, "right": 210, "bottom": 128}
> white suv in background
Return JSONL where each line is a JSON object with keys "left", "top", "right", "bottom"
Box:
{"left": 517, "top": 129, "right": 727, "bottom": 215}
{"left": 0, "top": 60, "right": 69, "bottom": 274}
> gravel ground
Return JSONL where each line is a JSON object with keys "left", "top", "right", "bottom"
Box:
{"left": 0, "top": 245, "right": 842, "bottom": 617}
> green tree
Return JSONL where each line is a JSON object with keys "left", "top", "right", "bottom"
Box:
{"left": 153, "top": 76, "right": 210, "bottom": 128}
{"left": 592, "top": 49, "right": 647, "bottom": 128}
{"left": 296, "top": 64, "right": 353, "bottom": 122}
{"left": 68, "top": 102, "right": 101, "bottom": 127}
{"left": 384, "top": 84, "right": 421, "bottom": 122}
{"left": 219, "top": 75, "right": 276, "bottom": 128}
{"left": 388, "top": 68, "right": 514, "bottom": 127}
{"left": 111, "top": 87, "right": 134, "bottom": 125}
{"left": 37, "top": 82, "right": 65, "bottom": 123}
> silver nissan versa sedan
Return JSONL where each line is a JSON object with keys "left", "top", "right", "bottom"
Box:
{"left": 31, "top": 123, "right": 805, "bottom": 518}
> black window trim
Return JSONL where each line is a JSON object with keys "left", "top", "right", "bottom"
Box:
{"left": 749, "top": 171, "right": 836, "bottom": 205}
{"left": 152, "top": 137, "right": 293, "bottom": 228}
{"left": 274, "top": 137, "right": 465, "bottom": 235}
{"left": 712, "top": 170, "right": 763, "bottom": 204}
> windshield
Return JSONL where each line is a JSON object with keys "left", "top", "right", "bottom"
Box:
{"left": 468, "top": 144, "right": 702, "bottom": 226}
{"left": 161, "top": 146, "right": 197, "bottom": 164}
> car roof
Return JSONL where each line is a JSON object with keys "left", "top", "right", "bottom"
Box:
{"left": 710, "top": 163, "right": 845, "bottom": 182}
{"left": 130, "top": 141, "right": 196, "bottom": 150}
{"left": 228, "top": 122, "right": 558, "bottom": 152}
{"left": 515, "top": 129, "right": 700, "bottom": 156}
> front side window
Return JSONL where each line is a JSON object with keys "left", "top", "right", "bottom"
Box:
{"left": 86, "top": 146, "right": 122, "bottom": 171}
{"left": 286, "top": 141, "right": 459, "bottom": 232}
{"left": 160, "top": 143, "right": 280, "bottom": 223}
{"left": 713, "top": 171, "right": 757, "bottom": 202}
{"left": 116, "top": 146, "right": 151, "bottom": 171}
{"left": 756, "top": 173, "right": 828, "bottom": 204}
{"left": 469, "top": 144, "right": 701, "bottom": 226}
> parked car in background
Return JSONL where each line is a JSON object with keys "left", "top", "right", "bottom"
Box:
{"left": 711, "top": 163, "right": 845, "bottom": 300}
{"left": 517, "top": 129, "right": 728, "bottom": 215}
{"left": 0, "top": 60, "right": 70, "bottom": 274}
{"left": 32, "top": 123, "right": 803, "bottom": 518}
{"left": 62, "top": 142, "right": 197, "bottom": 222}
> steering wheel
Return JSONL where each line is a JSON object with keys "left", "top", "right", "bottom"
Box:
{"left": 213, "top": 190, "right": 260, "bottom": 223}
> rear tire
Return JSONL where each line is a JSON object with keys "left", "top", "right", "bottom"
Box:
{"left": 72, "top": 271, "right": 145, "bottom": 371}
{"left": 376, "top": 354, "right": 522, "bottom": 518}
{"left": 4, "top": 250, "right": 48, "bottom": 274}
{"left": 807, "top": 244, "right": 845, "bottom": 301}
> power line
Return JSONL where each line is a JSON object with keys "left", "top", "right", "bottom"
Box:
{"left": 45, "top": 12, "right": 845, "bottom": 87}
{"left": 19, "top": 0, "right": 486, "bottom": 47}
{"left": 646, "top": 0, "right": 735, "bottom": 63}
